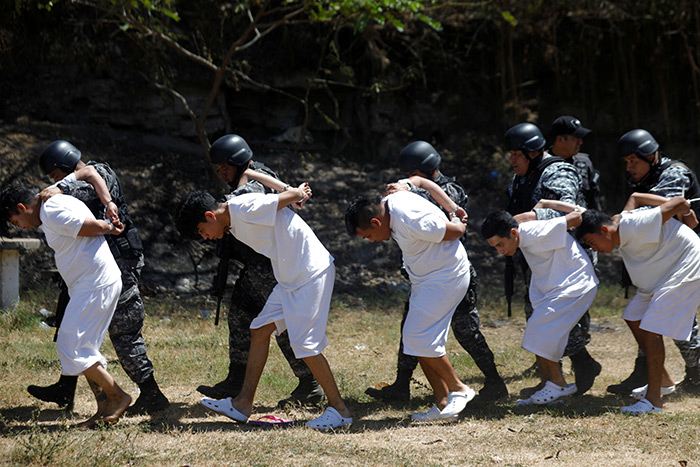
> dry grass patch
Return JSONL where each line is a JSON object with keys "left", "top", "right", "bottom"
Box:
{"left": 1, "top": 285, "right": 700, "bottom": 466}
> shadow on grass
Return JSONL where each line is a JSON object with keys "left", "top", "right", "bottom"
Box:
{"left": 2, "top": 392, "right": 671, "bottom": 435}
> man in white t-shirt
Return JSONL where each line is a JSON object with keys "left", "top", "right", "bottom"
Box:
{"left": 578, "top": 194, "right": 700, "bottom": 415}
{"left": 345, "top": 191, "right": 476, "bottom": 422}
{"left": 176, "top": 185, "right": 352, "bottom": 431}
{"left": 482, "top": 206, "right": 598, "bottom": 407}
{"left": 0, "top": 185, "right": 132, "bottom": 428}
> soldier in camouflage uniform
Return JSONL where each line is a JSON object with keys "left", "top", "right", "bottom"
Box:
{"left": 29, "top": 140, "right": 169, "bottom": 414}
{"left": 365, "top": 141, "right": 508, "bottom": 404}
{"left": 607, "top": 129, "right": 700, "bottom": 395}
{"left": 504, "top": 123, "right": 601, "bottom": 396}
{"left": 196, "top": 134, "right": 322, "bottom": 407}
{"left": 549, "top": 116, "right": 602, "bottom": 211}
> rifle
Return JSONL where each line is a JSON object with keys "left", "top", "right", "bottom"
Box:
{"left": 53, "top": 281, "right": 70, "bottom": 342}
{"left": 505, "top": 256, "right": 515, "bottom": 317}
{"left": 620, "top": 262, "right": 632, "bottom": 299}
{"left": 212, "top": 236, "right": 231, "bottom": 326}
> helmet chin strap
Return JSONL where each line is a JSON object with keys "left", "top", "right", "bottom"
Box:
{"left": 524, "top": 150, "right": 544, "bottom": 175}
{"left": 629, "top": 152, "right": 659, "bottom": 187}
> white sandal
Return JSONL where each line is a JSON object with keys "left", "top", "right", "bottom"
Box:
{"left": 621, "top": 398, "right": 663, "bottom": 415}
{"left": 630, "top": 384, "right": 676, "bottom": 400}
{"left": 306, "top": 407, "right": 352, "bottom": 431}
{"left": 201, "top": 397, "right": 248, "bottom": 422}
{"left": 530, "top": 381, "right": 577, "bottom": 405}
{"left": 440, "top": 387, "right": 476, "bottom": 418}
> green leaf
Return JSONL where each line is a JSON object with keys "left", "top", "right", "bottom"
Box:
{"left": 500, "top": 10, "right": 518, "bottom": 27}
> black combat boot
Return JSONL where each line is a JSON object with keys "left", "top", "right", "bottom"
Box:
{"left": 570, "top": 348, "right": 602, "bottom": 395}
{"left": 676, "top": 365, "right": 700, "bottom": 394}
{"left": 127, "top": 375, "right": 170, "bottom": 415}
{"left": 197, "top": 363, "right": 245, "bottom": 400}
{"left": 277, "top": 375, "right": 325, "bottom": 408}
{"left": 27, "top": 375, "right": 78, "bottom": 411}
{"left": 472, "top": 378, "right": 508, "bottom": 404}
{"left": 607, "top": 355, "right": 647, "bottom": 395}
{"left": 365, "top": 368, "right": 412, "bottom": 403}
{"left": 471, "top": 360, "right": 508, "bottom": 404}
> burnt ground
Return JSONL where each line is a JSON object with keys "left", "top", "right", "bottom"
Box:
{"left": 0, "top": 118, "right": 622, "bottom": 309}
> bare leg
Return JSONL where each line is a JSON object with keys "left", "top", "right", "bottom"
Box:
{"left": 417, "top": 355, "right": 469, "bottom": 410}
{"left": 79, "top": 363, "right": 131, "bottom": 428}
{"left": 536, "top": 356, "right": 567, "bottom": 387}
{"left": 419, "top": 360, "right": 449, "bottom": 407}
{"left": 626, "top": 320, "right": 672, "bottom": 408}
{"left": 231, "top": 323, "right": 275, "bottom": 417}
{"left": 302, "top": 354, "right": 351, "bottom": 418}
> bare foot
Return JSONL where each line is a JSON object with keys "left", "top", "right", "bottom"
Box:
{"left": 98, "top": 393, "right": 132, "bottom": 424}
{"left": 76, "top": 413, "right": 101, "bottom": 429}
{"left": 231, "top": 396, "right": 252, "bottom": 418}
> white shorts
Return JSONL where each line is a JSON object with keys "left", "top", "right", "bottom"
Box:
{"left": 56, "top": 281, "right": 122, "bottom": 376}
{"left": 522, "top": 287, "right": 597, "bottom": 362}
{"left": 250, "top": 264, "right": 335, "bottom": 359}
{"left": 623, "top": 280, "right": 700, "bottom": 341}
{"left": 402, "top": 272, "right": 469, "bottom": 358}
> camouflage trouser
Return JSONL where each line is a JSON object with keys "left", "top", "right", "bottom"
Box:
{"left": 227, "top": 272, "right": 311, "bottom": 379}
{"left": 108, "top": 255, "right": 154, "bottom": 384}
{"left": 397, "top": 265, "right": 502, "bottom": 382}
{"left": 673, "top": 317, "right": 700, "bottom": 367}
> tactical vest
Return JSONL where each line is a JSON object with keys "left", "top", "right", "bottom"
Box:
{"left": 632, "top": 158, "right": 700, "bottom": 221}
{"left": 572, "top": 153, "right": 602, "bottom": 210}
{"left": 507, "top": 155, "right": 566, "bottom": 215}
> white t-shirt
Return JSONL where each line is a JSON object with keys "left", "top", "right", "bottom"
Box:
{"left": 227, "top": 193, "right": 334, "bottom": 290}
{"left": 40, "top": 194, "right": 120, "bottom": 292}
{"left": 385, "top": 191, "right": 469, "bottom": 284}
{"left": 619, "top": 207, "right": 700, "bottom": 294}
{"left": 518, "top": 216, "right": 598, "bottom": 302}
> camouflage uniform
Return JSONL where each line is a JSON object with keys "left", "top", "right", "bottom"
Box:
{"left": 571, "top": 153, "right": 602, "bottom": 211}
{"left": 397, "top": 171, "right": 505, "bottom": 387}
{"left": 221, "top": 161, "right": 310, "bottom": 380}
{"left": 58, "top": 161, "right": 153, "bottom": 384}
{"left": 625, "top": 156, "right": 700, "bottom": 370}
{"left": 506, "top": 153, "right": 591, "bottom": 357}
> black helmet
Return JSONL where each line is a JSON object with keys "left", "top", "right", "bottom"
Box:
{"left": 398, "top": 141, "right": 442, "bottom": 175}
{"left": 617, "top": 129, "right": 659, "bottom": 159}
{"left": 504, "top": 123, "right": 546, "bottom": 154}
{"left": 210, "top": 134, "right": 253, "bottom": 166}
{"left": 38, "top": 140, "right": 82, "bottom": 175}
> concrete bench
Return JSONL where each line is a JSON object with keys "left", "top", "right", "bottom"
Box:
{"left": 0, "top": 237, "right": 42, "bottom": 309}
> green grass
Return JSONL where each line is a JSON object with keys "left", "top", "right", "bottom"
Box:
{"left": 1, "top": 283, "right": 699, "bottom": 466}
